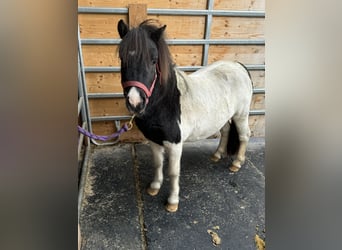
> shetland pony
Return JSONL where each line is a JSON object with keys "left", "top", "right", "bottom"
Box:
{"left": 117, "top": 20, "right": 253, "bottom": 212}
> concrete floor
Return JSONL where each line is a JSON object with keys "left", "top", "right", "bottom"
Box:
{"left": 79, "top": 138, "right": 265, "bottom": 250}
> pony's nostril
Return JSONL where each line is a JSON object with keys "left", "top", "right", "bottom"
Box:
{"left": 126, "top": 101, "right": 145, "bottom": 115}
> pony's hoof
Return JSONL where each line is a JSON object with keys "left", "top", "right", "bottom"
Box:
{"left": 229, "top": 165, "right": 241, "bottom": 172}
{"left": 210, "top": 154, "right": 220, "bottom": 162}
{"left": 165, "top": 203, "right": 178, "bottom": 212}
{"left": 147, "top": 187, "right": 159, "bottom": 196}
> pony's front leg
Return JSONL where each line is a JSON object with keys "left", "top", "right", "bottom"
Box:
{"left": 147, "top": 141, "right": 165, "bottom": 196}
{"left": 164, "top": 142, "right": 183, "bottom": 212}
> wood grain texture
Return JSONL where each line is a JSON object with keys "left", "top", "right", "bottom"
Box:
{"left": 147, "top": 15, "right": 206, "bottom": 39}
{"left": 208, "top": 45, "right": 265, "bottom": 64}
{"left": 91, "top": 120, "right": 145, "bottom": 142}
{"left": 89, "top": 98, "right": 128, "bottom": 117}
{"left": 85, "top": 73, "right": 122, "bottom": 93}
{"left": 211, "top": 17, "right": 264, "bottom": 39}
{"left": 78, "top": 0, "right": 207, "bottom": 9}
{"left": 249, "top": 115, "right": 265, "bottom": 137}
{"left": 78, "top": 14, "right": 127, "bottom": 39}
{"left": 214, "top": 0, "right": 265, "bottom": 11}
{"left": 128, "top": 4, "right": 147, "bottom": 27}
{"left": 81, "top": 45, "right": 120, "bottom": 66}
{"left": 251, "top": 94, "right": 265, "bottom": 110}
{"left": 249, "top": 71, "right": 265, "bottom": 88}
{"left": 169, "top": 45, "right": 203, "bottom": 66}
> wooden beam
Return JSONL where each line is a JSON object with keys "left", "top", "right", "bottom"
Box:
{"left": 128, "top": 4, "right": 147, "bottom": 27}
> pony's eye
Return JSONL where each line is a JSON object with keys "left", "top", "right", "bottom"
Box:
{"left": 152, "top": 59, "right": 157, "bottom": 65}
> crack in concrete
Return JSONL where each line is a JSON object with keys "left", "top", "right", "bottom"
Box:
{"left": 132, "top": 143, "right": 147, "bottom": 250}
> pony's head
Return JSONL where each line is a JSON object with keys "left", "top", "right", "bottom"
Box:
{"left": 117, "top": 19, "right": 172, "bottom": 115}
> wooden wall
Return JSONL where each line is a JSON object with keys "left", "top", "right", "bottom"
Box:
{"left": 78, "top": 0, "right": 265, "bottom": 141}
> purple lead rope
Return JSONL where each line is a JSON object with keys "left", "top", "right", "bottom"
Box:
{"left": 78, "top": 115, "right": 135, "bottom": 141}
{"left": 78, "top": 123, "right": 129, "bottom": 141}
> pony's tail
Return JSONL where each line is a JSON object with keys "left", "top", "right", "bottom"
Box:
{"left": 227, "top": 120, "right": 240, "bottom": 155}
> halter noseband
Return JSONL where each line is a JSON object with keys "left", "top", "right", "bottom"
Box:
{"left": 121, "top": 64, "right": 160, "bottom": 104}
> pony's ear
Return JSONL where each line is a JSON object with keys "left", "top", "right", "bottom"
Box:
{"left": 151, "top": 25, "right": 167, "bottom": 42}
{"left": 118, "top": 19, "right": 129, "bottom": 38}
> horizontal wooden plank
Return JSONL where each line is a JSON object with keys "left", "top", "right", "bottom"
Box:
{"left": 208, "top": 45, "right": 265, "bottom": 65}
{"left": 79, "top": 14, "right": 206, "bottom": 39}
{"left": 78, "top": 0, "right": 265, "bottom": 12}
{"left": 169, "top": 45, "right": 203, "bottom": 66}
{"left": 81, "top": 45, "right": 120, "bottom": 66}
{"left": 78, "top": 0, "right": 207, "bottom": 9}
{"left": 147, "top": 15, "right": 206, "bottom": 39}
{"left": 211, "top": 17, "right": 264, "bottom": 39}
{"left": 81, "top": 44, "right": 265, "bottom": 67}
{"left": 91, "top": 120, "right": 145, "bottom": 142}
{"left": 249, "top": 70, "right": 265, "bottom": 88}
{"left": 79, "top": 14, "right": 127, "bottom": 39}
{"left": 89, "top": 98, "right": 128, "bottom": 117}
{"left": 214, "top": 0, "right": 265, "bottom": 11}
{"left": 85, "top": 72, "right": 122, "bottom": 93}
{"left": 147, "top": 0, "right": 207, "bottom": 9}
{"left": 249, "top": 115, "right": 265, "bottom": 137}
{"left": 81, "top": 45, "right": 205, "bottom": 67}
{"left": 251, "top": 93, "right": 265, "bottom": 110}
{"left": 78, "top": 0, "right": 129, "bottom": 8}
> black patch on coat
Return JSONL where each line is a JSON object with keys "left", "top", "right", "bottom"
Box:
{"left": 135, "top": 68, "right": 181, "bottom": 146}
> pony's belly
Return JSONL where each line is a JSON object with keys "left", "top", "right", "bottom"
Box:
{"left": 182, "top": 117, "right": 227, "bottom": 142}
{"left": 185, "top": 133, "right": 216, "bottom": 142}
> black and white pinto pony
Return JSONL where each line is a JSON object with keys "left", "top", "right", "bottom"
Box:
{"left": 118, "top": 20, "right": 253, "bottom": 212}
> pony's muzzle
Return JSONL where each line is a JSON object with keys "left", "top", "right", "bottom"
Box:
{"left": 126, "top": 86, "right": 146, "bottom": 114}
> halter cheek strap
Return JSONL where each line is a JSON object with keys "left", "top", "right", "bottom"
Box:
{"left": 121, "top": 64, "right": 160, "bottom": 104}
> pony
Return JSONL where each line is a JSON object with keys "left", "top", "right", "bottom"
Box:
{"left": 117, "top": 19, "right": 253, "bottom": 212}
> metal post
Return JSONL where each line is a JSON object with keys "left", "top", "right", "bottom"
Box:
{"left": 202, "top": 0, "right": 215, "bottom": 66}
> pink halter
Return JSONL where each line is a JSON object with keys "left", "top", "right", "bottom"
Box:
{"left": 121, "top": 64, "right": 160, "bottom": 104}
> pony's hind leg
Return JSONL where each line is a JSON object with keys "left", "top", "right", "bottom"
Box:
{"left": 229, "top": 116, "right": 250, "bottom": 172}
{"left": 211, "top": 121, "right": 230, "bottom": 162}
{"left": 147, "top": 141, "right": 165, "bottom": 196}
{"left": 229, "top": 141, "right": 248, "bottom": 172}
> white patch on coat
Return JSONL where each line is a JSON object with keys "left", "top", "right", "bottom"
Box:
{"left": 127, "top": 87, "right": 142, "bottom": 107}
{"left": 128, "top": 50, "right": 136, "bottom": 56}
{"left": 175, "top": 61, "right": 253, "bottom": 142}
{"left": 162, "top": 141, "right": 183, "bottom": 205}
